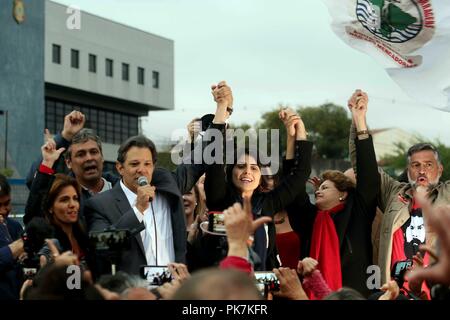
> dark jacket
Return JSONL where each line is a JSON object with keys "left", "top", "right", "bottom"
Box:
{"left": 288, "top": 136, "right": 379, "bottom": 297}
{"left": 204, "top": 123, "right": 313, "bottom": 270}
{"left": 0, "top": 218, "right": 23, "bottom": 300}
{"left": 84, "top": 164, "right": 204, "bottom": 276}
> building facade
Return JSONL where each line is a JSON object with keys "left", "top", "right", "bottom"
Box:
{"left": 0, "top": 0, "right": 174, "bottom": 216}
{"left": 1, "top": 0, "right": 174, "bottom": 178}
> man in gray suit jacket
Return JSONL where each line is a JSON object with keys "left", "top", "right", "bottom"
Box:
{"left": 84, "top": 135, "right": 203, "bottom": 276}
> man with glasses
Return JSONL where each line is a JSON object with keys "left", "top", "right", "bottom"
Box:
{"left": 348, "top": 91, "right": 449, "bottom": 298}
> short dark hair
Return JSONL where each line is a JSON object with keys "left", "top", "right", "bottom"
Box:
{"left": 65, "top": 128, "right": 103, "bottom": 160}
{"left": 117, "top": 135, "right": 157, "bottom": 164}
{"left": 321, "top": 170, "right": 356, "bottom": 191}
{"left": 407, "top": 143, "right": 441, "bottom": 164}
{"left": 0, "top": 174, "right": 11, "bottom": 197}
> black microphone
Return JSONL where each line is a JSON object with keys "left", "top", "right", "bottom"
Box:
{"left": 137, "top": 176, "right": 153, "bottom": 201}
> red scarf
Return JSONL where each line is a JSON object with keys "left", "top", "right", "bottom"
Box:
{"left": 310, "top": 203, "right": 345, "bottom": 292}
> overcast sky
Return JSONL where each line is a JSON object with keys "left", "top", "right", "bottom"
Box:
{"left": 54, "top": 0, "right": 450, "bottom": 147}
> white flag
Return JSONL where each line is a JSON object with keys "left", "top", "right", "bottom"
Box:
{"left": 322, "top": 0, "right": 450, "bottom": 111}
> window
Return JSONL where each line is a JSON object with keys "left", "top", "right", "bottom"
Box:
{"left": 71, "top": 49, "right": 79, "bottom": 69}
{"left": 89, "top": 54, "right": 97, "bottom": 73}
{"left": 138, "top": 67, "right": 145, "bottom": 85}
{"left": 152, "top": 71, "right": 159, "bottom": 88}
{"left": 122, "top": 63, "right": 129, "bottom": 81}
{"left": 45, "top": 98, "right": 139, "bottom": 145}
{"left": 52, "top": 44, "right": 61, "bottom": 64}
{"left": 106, "top": 59, "right": 114, "bottom": 77}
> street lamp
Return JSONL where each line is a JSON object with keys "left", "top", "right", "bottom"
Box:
{"left": 0, "top": 110, "right": 8, "bottom": 169}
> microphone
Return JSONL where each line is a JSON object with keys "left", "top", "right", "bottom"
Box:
{"left": 137, "top": 176, "right": 153, "bottom": 201}
{"left": 138, "top": 176, "right": 149, "bottom": 187}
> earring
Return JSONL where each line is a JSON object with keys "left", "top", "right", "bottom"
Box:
{"left": 339, "top": 196, "right": 343, "bottom": 201}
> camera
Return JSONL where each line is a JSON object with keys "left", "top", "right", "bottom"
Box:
{"left": 89, "top": 229, "right": 131, "bottom": 253}
{"left": 20, "top": 218, "right": 55, "bottom": 280}
{"left": 140, "top": 265, "right": 173, "bottom": 288}
{"left": 21, "top": 231, "right": 40, "bottom": 279}
{"left": 391, "top": 259, "right": 413, "bottom": 288}
{"left": 208, "top": 211, "right": 226, "bottom": 234}
{"left": 254, "top": 272, "right": 280, "bottom": 298}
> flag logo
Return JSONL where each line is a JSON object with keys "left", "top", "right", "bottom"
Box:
{"left": 356, "top": 0, "right": 422, "bottom": 43}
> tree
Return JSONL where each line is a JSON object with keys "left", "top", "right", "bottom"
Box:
{"left": 256, "top": 103, "right": 352, "bottom": 159}
{"left": 381, "top": 139, "right": 450, "bottom": 181}
{"left": 298, "top": 103, "right": 352, "bottom": 159}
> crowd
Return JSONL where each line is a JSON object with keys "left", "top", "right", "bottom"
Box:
{"left": 1, "top": 82, "right": 449, "bottom": 301}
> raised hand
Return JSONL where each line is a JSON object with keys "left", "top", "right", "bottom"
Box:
{"left": 186, "top": 118, "right": 201, "bottom": 142}
{"left": 212, "top": 81, "right": 233, "bottom": 123}
{"left": 272, "top": 267, "right": 308, "bottom": 300}
{"left": 61, "top": 110, "right": 85, "bottom": 141}
{"left": 347, "top": 89, "right": 368, "bottom": 132}
{"left": 223, "top": 197, "right": 272, "bottom": 258}
{"left": 41, "top": 129, "right": 66, "bottom": 168}
{"left": 279, "top": 107, "right": 300, "bottom": 138}
{"left": 279, "top": 107, "right": 307, "bottom": 140}
{"left": 308, "top": 176, "right": 322, "bottom": 192}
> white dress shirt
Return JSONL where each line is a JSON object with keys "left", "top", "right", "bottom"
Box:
{"left": 120, "top": 180, "right": 175, "bottom": 266}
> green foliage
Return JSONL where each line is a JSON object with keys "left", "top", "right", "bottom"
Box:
{"left": 381, "top": 139, "right": 450, "bottom": 181}
{"left": 256, "top": 103, "right": 351, "bottom": 159}
{"left": 0, "top": 167, "right": 14, "bottom": 178}
{"left": 298, "top": 103, "right": 352, "bottom": 159}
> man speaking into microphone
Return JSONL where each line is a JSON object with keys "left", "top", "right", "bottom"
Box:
{"left": 84, "top": 135, "right": 203, "bottom": 276}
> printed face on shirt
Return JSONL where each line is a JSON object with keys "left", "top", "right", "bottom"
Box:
{"left": 66, "top": 139, "right": 104, "bottom": 187}
{"left": 407, "top": 150, "right": 443, "bottom": 188}
{"left": 51, "top": 186, "right": 80, "bottom": 225}
{"left": 116, "top": 146, "right": 154, "bottom": 194}
{"left": 405, "top": 215, "right": 425, "bottom": 243}
{"left": 232, "top": 154, "right": 261, "bottom": 194}
{"left": 402, "top": 210, "right": 426, "bottom": 258}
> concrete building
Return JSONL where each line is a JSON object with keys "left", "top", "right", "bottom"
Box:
{"left": 371, "top": 128, "right": 417, "bottom": 162}
{"left": 0, "top": 0, "right": 174, "bottom": 178}
{"left": 0, "top": 0, "right": 174, "bottom": 216}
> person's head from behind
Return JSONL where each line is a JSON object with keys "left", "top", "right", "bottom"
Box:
{"left": 172, "top": 268, "right": 261, "bottom": 300}
{"left": 116, "top": 135, "right": 157, "bottom": 194}
{"left": 227, "top": 148, "right": 262, "bottom": 198}
{"left": 406, "top": 143, "right": 443, "bottom": 188}
{"left": 324, "top": 287, "right": 365, "bottom": 300}
{"left": 43, "top": 174, "right": 81, "bottom": 228}
{"left": 315, "top": 170, "right": 355, "bottom": 211}
{"left": 0, "top": 174, "right": 12, "bottom": 218}
{"left": 65, "top": 129, "right": 104, "bottom": 187}
{"left": 24, "top": 263, "right": 102, "bottom": 300}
